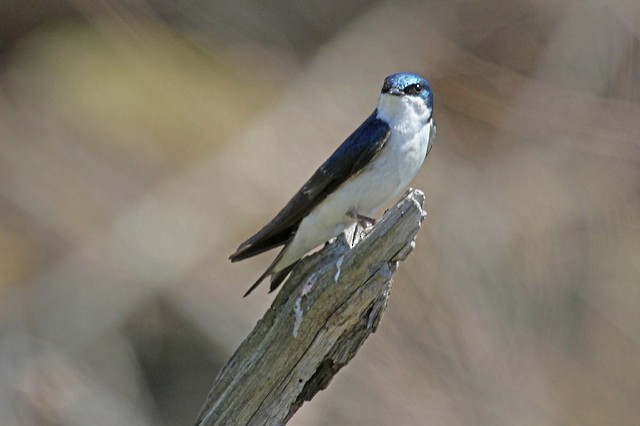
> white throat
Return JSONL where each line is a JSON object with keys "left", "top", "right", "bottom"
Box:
{"left": 376, "top": 93, "right": 432, "bottom": 133}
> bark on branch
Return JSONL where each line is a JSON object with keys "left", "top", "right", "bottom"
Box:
{"left": 195, "top": 189, "right": 427, "bottom": 426}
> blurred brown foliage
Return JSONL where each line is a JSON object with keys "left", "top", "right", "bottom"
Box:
{"left": 1, "top": 0, "right": 639, "bottom": 425}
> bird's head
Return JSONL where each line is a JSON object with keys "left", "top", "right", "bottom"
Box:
{"left": 378, "top": 72, "right": 433, "bottom": 129}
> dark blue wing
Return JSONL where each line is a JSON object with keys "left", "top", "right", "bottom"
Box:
{"left": 230, "top": 110, "right": 391, "bottom": 261}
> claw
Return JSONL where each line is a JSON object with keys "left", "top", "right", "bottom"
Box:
{"left": 347, "top": 208, "right": 377, "bottom": 230}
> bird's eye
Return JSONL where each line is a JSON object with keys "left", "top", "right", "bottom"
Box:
{"left": 406, "top": 84, "right": 423, "bottom": 95}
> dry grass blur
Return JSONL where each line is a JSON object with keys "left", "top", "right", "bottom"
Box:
{"left": 1, "top": 0, "right": 639, "bottom": 425}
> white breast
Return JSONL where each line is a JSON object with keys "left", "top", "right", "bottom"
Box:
{"left": 344, "top": 121, "right": 432, "bottom": 216}
{"left": 274, "top": 93, "right": 434, "bottom": 271}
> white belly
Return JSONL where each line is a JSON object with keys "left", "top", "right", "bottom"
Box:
{"left": 275, "top": 121, "right": 434, "bottom": 271}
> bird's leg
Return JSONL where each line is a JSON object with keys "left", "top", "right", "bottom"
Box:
{"left": 347, "top": 208, "right": 377, "bottom": 231}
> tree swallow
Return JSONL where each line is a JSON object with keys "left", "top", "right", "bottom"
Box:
{"left": 230, "top": 72, "right": 436, "bottom": 296}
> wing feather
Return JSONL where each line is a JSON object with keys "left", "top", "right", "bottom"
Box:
{"left": 230, "top": 110, "right": 391, "bottom": 261}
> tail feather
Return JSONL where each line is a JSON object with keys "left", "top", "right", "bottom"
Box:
{"left": 243, "top": 244, "right": 294, "bottom": 297}
{"left": 268, "top": 261, "right": 299, "bottom": 293}
{"left": 243, "top": 267, "right": 274, "bottom": 297}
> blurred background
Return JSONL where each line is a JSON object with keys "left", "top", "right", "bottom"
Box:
{"left": 1, "top": 0, "right": 639, "bottom": 424}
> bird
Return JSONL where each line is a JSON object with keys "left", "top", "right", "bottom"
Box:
{"left": 230, "top": 72, "right": 436, "bottom": 296}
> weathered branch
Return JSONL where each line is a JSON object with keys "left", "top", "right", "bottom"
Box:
{"left": 195, "top": 189, "right": 427, "bottom": 426}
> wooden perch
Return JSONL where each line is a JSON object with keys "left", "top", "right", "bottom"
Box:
{"left": 195, "top": 189, "right": 427, "bottom": 426}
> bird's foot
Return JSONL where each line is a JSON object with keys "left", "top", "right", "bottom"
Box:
{"left": 347, "top": 209, "right": 377, "bottom": 232}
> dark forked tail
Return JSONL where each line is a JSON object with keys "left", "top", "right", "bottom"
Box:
{"left": 241, "top": 240, "right": 299, "bottom": 297}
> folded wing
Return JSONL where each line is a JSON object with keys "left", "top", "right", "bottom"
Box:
{"left": 229, "top": 111, "right": 391, "bottom": 262}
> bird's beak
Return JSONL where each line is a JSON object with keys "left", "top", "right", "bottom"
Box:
{"left": 387, "top": 87, "right": 403, "bottom": 96}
